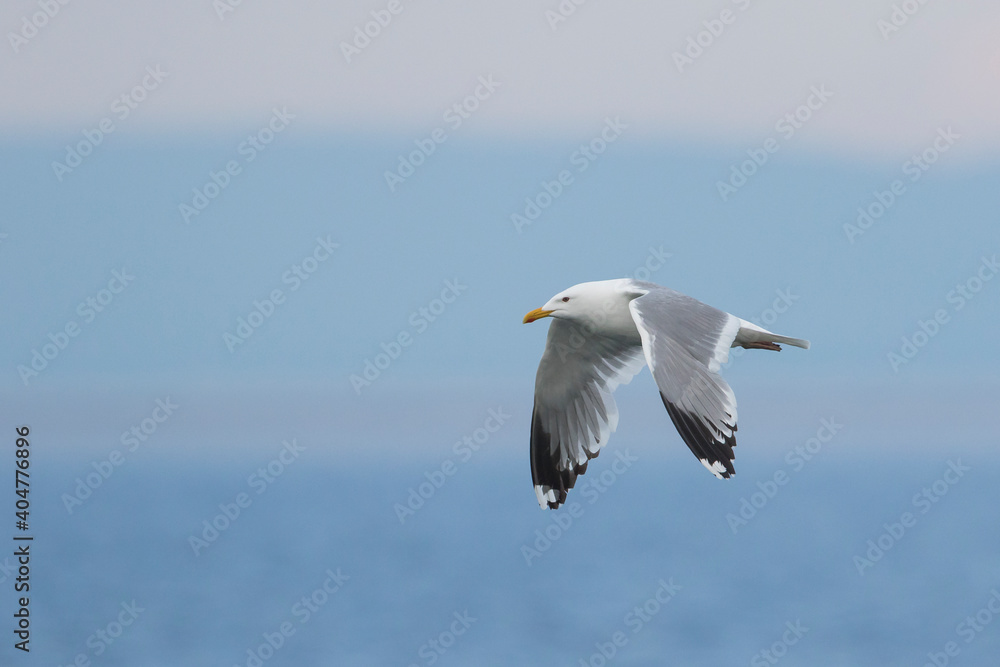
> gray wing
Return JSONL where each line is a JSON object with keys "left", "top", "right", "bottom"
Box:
{"left": 628, "top": 288, "right": 742, "bottom": 479}
{"left": 530, "top": 319, "right": 646, "bottom": 509}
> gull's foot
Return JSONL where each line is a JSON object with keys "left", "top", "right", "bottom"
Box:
{"left": 743, "top": 341, "right": 782, "bottom": 351}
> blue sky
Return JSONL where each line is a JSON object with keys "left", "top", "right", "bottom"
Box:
{"left": 1, "top": 1, "right": 998, "bottom": 449}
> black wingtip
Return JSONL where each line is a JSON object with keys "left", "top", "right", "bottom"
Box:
{"left": 530, "top": 407, "right": 603, "bottom": 509}
{"left": 660, "top": 393, "right": 737, "bottom": 479}
{"left": 530, "top": 408, "right": 574, "bottom": 509}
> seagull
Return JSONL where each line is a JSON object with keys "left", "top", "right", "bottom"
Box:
{"left": 522, "top": 279, "right": 809, "bottom": 509}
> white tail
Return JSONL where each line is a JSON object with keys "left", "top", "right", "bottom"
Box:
{"left": 735, "top": 319, "right": 810, "bottom": 350}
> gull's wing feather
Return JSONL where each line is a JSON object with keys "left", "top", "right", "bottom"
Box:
{"left": 530, "top": 319, "right": 646, "bottom": 508}
{"left": 628, "top": 287, "right": 742, "bottom": 478}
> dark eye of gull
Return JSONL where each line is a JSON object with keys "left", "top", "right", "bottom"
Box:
{"left": 562, "top": 297, "right": 570, "bottom": 302}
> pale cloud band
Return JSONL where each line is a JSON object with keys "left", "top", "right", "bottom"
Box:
{"left": 2, "top": 1, "right": 999, "bottom": 160}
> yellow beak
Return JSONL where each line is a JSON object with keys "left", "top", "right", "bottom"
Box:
{"left": 523, "top": 308, "right": 554, "bottom": 324}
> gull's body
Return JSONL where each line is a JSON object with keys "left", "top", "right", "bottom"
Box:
{"left": 523, "top": 279, "right": 809, "bottom": 509}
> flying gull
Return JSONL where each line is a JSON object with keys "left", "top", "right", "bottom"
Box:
{"left": 523, "top": 279, "right": 809, "bottom": 509}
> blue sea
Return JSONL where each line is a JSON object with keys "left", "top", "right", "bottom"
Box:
{"left": 11, "top": 417, "right": 1000, "bottom": 666}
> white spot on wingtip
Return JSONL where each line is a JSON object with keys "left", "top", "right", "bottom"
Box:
{"left": 535, "top": 485, "right": 556, "bottom": 509}
{"left": 700, "top": 458, "right": 727, "bottom": 479}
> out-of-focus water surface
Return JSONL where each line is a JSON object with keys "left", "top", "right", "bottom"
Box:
{"left": 18, "top": 436, "right": 999, "bottom": 667}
